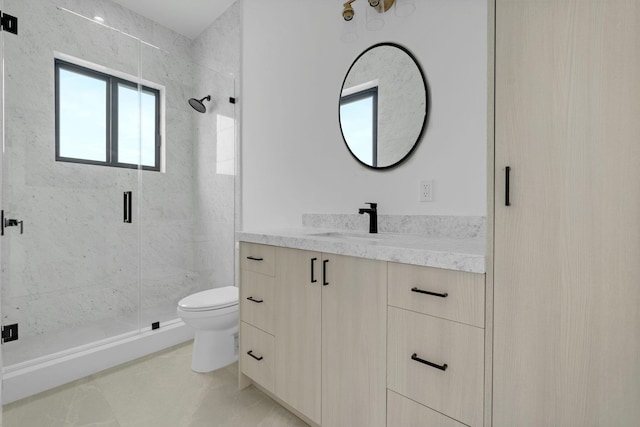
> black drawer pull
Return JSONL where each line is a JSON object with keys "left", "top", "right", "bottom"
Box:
{"left": 311, "top": 257, "right": 318, "bottom": 283}
{"left": 246, "top": 296, "right": 264, "bottom": 303}
{"left": 411, "top": 353, "right": 447, "bottom": 371}
{"left": 411, "top": 287, "right": 448, "bottom": 298}
{"left": 246, "top": 256, "right": 264, "bottom": 261}
{"left": 247, "top": 350, "right": 263, "bottom": 361}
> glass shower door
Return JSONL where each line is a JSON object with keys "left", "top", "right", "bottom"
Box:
{"left": 138, "top": 43, "right": 238, "bottom": 330}
{"left": 0, "top": 1, "right": 142, "bottom": 373}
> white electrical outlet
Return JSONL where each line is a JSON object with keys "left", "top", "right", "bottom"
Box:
{"left": 420, "top": 180, "right": 434, "bottom": 202}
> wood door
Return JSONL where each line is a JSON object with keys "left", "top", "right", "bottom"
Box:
{"left": 274, "top": 247, "right": 322, "bottom": 425}
{"left": 494, "top": 1, "right": 640, "bottom": 425}
{"left": 321, "top": 254, "right": 387, "bottom": 427}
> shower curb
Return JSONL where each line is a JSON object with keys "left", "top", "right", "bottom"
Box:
{"left": 2, "top": 321, "right": 194, "bottom": 404}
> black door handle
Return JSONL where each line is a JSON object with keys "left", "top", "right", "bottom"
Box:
{"left": 311, "top": 257, "right": 318, "bottom": 283}
{"left": 505, "top": 166, "right": 511, "bottom": 206}
{"left": 323, "top": 259, "right": 329, "bottom": 286}
{"left": 246, "top": 296, "right": 264, "bottom": 303}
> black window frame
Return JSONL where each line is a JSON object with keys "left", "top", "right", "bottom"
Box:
{"left": 339, "top": 86, "right": 379, "bottom": 167}
{"left": 54, "top": 58, "right": 161, "bottom": 172}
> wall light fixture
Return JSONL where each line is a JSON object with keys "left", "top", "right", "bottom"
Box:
{"left": 342, "top": 0, "right": 395, "bottom": 21}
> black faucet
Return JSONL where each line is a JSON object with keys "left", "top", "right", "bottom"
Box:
{"left": 358, "top": 202, "right": 378, "bottom": 234}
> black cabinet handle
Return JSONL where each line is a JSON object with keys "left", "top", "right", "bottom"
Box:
{"left": 411, "top": 287, "right": 448, "bottom": 298}
{"left": 247, "top": 350, "right": 263, "bottom": 361}
{"left": 311, "top": 257, "right": 318, "bottom": 283}
{"left": 411, "top": 353, "right": 447, "bottom": 371}
{"left": 246, "top": 256, "right": 264, "bottom": 261}
{"left": 123, "top": 191, "right": 132, "bottom": 223}
{"left": 505, "top": 166, "right": 511, "bottom": 206}
{"left": 246, "top": 296, "right": 264, "bottom": 303}
{"left": 323, "top": 259, "right": 329, "bottom": 286}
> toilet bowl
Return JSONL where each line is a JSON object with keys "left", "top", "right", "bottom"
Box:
{"left": 177, "top": 286, "right": 239, "bottom": 373}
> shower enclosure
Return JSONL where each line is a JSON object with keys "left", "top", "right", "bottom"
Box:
{"left": 0, "top": 0, "right": 238, "bottom": 406}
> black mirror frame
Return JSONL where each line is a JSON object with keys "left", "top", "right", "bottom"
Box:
{"left": 338, "top": 42, "right": 430, "bottom": 170}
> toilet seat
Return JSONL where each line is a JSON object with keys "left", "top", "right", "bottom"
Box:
{"left": 178, "top": 286, "right": 238, "bottom": 312}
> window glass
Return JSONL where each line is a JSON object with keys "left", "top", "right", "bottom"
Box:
{"left": 117, "top": 83, "right": 141, "bottom": 165}
{"left": 139, "top": 90, "right": 158, "bottom": 167}
{"left": 58, "top": 68, "right": 107, "bottom": 162}
{"left": 55, "top": 59, "right": 161, "bottom": 171}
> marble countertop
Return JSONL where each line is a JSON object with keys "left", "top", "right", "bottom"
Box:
{"left": 236, "top": 228, "right": 486, "bottom": 274}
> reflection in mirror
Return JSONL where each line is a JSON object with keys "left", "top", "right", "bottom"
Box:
{"left": 340, "top": 87, "right": 377, "bottom": 165}
{"left": 339, "top": 43, "right": 428, "bottom": 169}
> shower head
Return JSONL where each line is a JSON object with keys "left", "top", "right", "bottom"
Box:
{"left": 188, "top": 95, "right": 211, "bottom": 113}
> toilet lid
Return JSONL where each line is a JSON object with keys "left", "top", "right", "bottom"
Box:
{"left": 178, "top": 286, "right": 239, "bottom": 311}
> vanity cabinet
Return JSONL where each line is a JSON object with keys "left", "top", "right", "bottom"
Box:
{"left": 493, "top": 0, "right": 640, "bottom": 425}
{"left": 320, "top": 252, "right": 387, "bottom": 427}
{"left": 387, "top": 262, "right": 485, "bottom": 426}
{"left": 239, "top": 243, "right": 276, "bottom": 393}
{"left": 387, "top": 389, "right": 466, "bottom": 427}
{"left": 274, "top": 247, "right": 322, "bottom": 425}
{"left": 240, "top": 243, "right": 387, "bottom": 427}
{"left": 239, "top": 242, "right": 484, "bottom": 426}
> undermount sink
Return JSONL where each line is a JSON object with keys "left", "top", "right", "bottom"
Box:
{"left": 309, "top": 231, "right": 392, "bottom": 241}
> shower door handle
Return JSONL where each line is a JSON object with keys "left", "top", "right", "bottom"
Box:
{"left": 1, "top": 210, "right": 23, "bottom": 235}
{"left": 124, "top": 191, "right": 132, "bottom": 223}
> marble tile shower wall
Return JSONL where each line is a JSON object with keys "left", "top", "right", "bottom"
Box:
{"left": 1, "top": 0, "right": 239, "bottom": 344}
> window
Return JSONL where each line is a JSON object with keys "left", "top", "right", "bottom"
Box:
{"left": 55, "top": 59, "right": 161, "bottom": 171}
{"left": 339, "top": 86, "right": 378, "bottom": 167}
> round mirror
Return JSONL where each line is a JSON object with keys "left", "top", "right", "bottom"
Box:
{"left": 339, "top": 43, "right": 428, "bottom": 169}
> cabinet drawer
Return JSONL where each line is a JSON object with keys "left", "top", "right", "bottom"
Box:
{"left": 388, "top": 262, "right": 485, "bottom": 328}
{"left": 387, "top": 390, "right": 466, "bottom": 427}
{"left": 387, "top": 307, "right": 484, "bottom": 426}
{"left": 240, "top": 270, "right": 275, "bottom": 334}
{"left": 240, "top": 243, "right": 275, "bottom": 276}
{"left": 240, "top": 321, "right": 275, "bottom": 393}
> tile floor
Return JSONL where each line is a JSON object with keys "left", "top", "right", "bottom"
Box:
{"left": 2, "top": 341, "right": 309, "bottom": 427}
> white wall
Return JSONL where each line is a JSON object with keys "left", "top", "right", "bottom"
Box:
{"left": 241, "top": 0, "right": 487, "bottom": 230}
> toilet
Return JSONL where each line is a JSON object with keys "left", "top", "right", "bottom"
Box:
{"left": 177, "top": 286, "right": 239, "bottom": 373}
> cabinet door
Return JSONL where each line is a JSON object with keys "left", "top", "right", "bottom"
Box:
{"left": 494, "top": 1, "right": 640, "bottom": 425}
{"left": 274, "top": 247, "right": 321, "bottom": 425}
{"left": 322, "top": 254, "right": 387, "bottom": 427}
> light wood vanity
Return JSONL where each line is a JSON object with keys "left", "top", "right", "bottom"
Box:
{"left": 238, "top": 239, "right": 486, "bottom": 427}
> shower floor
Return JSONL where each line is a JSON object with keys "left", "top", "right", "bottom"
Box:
{"left": 2, "top": 302, "right": 179, "bottom": 368}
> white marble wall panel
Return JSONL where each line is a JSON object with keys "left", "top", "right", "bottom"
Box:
{"left": 191, "top": 2, "right": 241, "bottom": 78}
{"left": 1, "top": 0, "right": 240, "bottom": 361}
